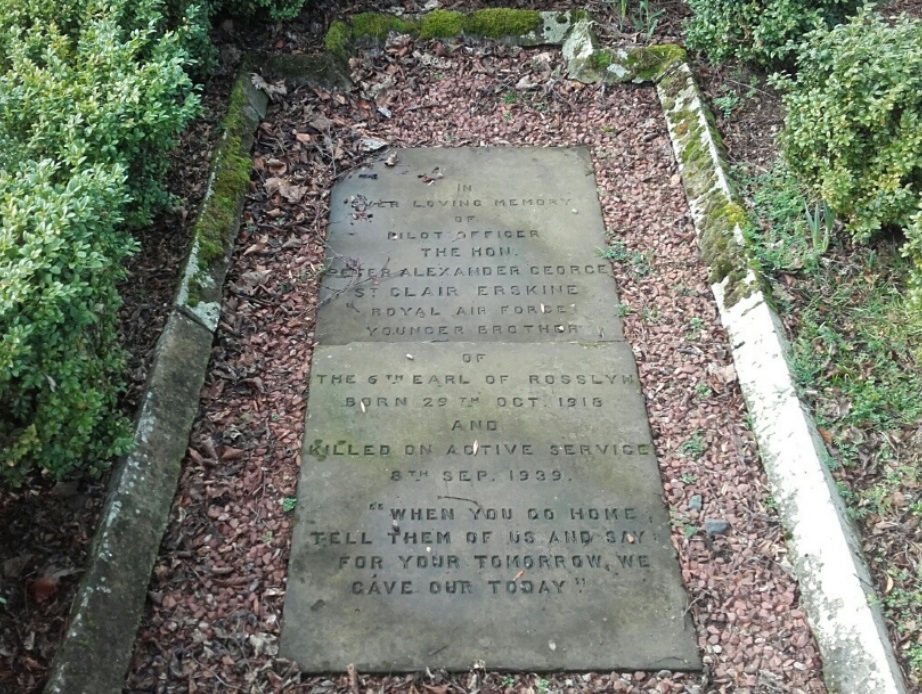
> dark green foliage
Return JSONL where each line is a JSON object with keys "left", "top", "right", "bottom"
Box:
{"left": 0, "top": 0, "right": 200, "bottom": 483}
{"left": 0, "top": 161, "right": 135, "bottom": 485}
{"left": 685, "top": 0, "right": 865, "bottom": 67}
{"left": 776, "top": 11, "right": 922, "bottom": 302}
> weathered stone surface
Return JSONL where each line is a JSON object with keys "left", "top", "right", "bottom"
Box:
{"left": 281, "top": 341, "right": 699, "bottom": 672}
{"left": 44, "top": 312, "right": 213, "bottom": 694}
{"left": 317, "top": 147, "right": 624, "bottom": 344}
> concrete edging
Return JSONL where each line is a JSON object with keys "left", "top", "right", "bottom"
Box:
{"left": 43, "top": 71, "right": 268, "bottom": 694}
{"left": 655, "top": 62, "right": 908, "bottom": 694}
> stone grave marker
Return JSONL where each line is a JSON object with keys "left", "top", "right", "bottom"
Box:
{"left": 281, "top": 148, "right": 700, "bottom": 672}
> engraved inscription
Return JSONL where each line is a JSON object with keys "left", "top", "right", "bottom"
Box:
{"left": 316, "top": 148, "right": 624, "bottom": 344}
{"left": 282, "top": 148, "right": 699, "bottom": 672}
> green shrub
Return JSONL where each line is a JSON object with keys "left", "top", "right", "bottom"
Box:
{"left": 0, "top": 0, "right": 200, "bottom": 229}
{"left": 0, "top": 160, "right": 135, "bottom": 486}
{"left": 0, "top": 0, "right": 201, "bottom": 484}
{"left": 777, "top": 10, "right": 922, "bottom": 302}
{"left": 685, "top": 0, "right": 865, "bottom": 67}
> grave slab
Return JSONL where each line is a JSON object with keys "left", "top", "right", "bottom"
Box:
{"left": 317, "top": 147, "right": 624, "bottom": 344}
{"left": 281, "top": 341, "right": 699, "bottom": 672}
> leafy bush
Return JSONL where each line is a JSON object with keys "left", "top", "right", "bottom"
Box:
{"left": 777, "top": 11, "right": 922, "bottom": 300}
{"left": 684, "top": 0, "right": 864, "bottom": 66}
{"left": 0, "top": 160, "right": 135, "bottom": 486}
{"left": 0, "top": 1, "right": 200, "bottom": 229}
{"left": 0, "top": 0, "right": 200, "bottom": 484}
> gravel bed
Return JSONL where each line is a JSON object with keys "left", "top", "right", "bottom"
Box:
{"left": 126, "top": 39, "right": 826, "bottom": 693}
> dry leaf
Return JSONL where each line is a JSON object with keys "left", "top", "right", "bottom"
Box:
{"left": 264, "top": 177, "right": 285, "bottom": 195}
{"left": 27, "top": 577, "right": 58, "bottom": 604}
{"left": 282, "top": 184, "right": 307, "bottom": 203}
{"left": 221, "top": 447, "right": 245, "bottom": 461}
{"left": 250, "top": 73, "right": 287, "bottom": 100}
{"left": 385, "top": 152, "right": 399, "bottom": 167}
{"left": 266, "top": 158, "right": 287, "bottom": 174}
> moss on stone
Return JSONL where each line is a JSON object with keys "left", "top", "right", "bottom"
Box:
{"left": 351, "top": 12, "right": 418, "bottom": 41}
{"left": 662, "top": 77, "right": 763, "bottom": 306}
{"left": 186, "top": 75, "right": 255, "bottom": 306}
{"left": 465, "top": 9, "right": 542, "bottom": 38}
{"left": 625, "top": 43, "right": 687, "bottom": 82}
{"left": 264, "top": 54, "right": 352, "bottom": 89}
{"left": 590, "top": 49, "right": 614, "bottom": 70}
{"left": 324, "top": 20, "right": 351, "bottom": 59}
{"left": 419, "top": 9, "right": 464, "bottom": 39}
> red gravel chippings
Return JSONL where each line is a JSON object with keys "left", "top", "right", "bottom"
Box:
{"left": 125, "top": 40, "right": 826, "bottom": 693}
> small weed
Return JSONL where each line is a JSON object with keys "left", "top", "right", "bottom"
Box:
{"left": 599, "top": 242, "right": 653, "bottom": 276}
{"left": 281, "top": 497, "right": 298, "bottom": 513}
{"left": 804, "top": 199, "right": 834, "bottom": 255}
{"left": 687, "top": 316, "right": 705, "bottom": 339}
{"left": 679, "top": 429, "right": 706, "bottom": 459}
{"left": 612, "top": 0, "right": 629, "bottom": 29}
{"left": 617, "top": 304, "right": 631, "bottom": 317}
{"left": 612, "top": 0, "right": 663, "bottom": 38}
{"left": 738, "top": 162, "right": 824, "bottom": 273}
{"left": 638, "top": 306, "right": 661, "bottom": 323}
{"left": 694, "top": 382, "right": 712, "bottom": 399}
{"left": 713, "top": 91, "right": 741, "bottom": 119}
{"left": 597, "top": 241, "right": 630, "bottom": 262}
{"left": 501, "top": 91, "right": 517, "bottom": 105}
{"left": 298, "top": 263, "right": 327, "bottom": 282}
{"left": 628, "top": 251, "right": 653, "bottom": 277}
{"left": 680, "top": 472, "right": 698, "bottom": 484}
{"left": 534, "top": 676, "right": 550, "bottom": 694}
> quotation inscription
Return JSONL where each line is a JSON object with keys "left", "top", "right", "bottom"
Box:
{"left": 292, "top": 344, "right": 666, "bottom": 618}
